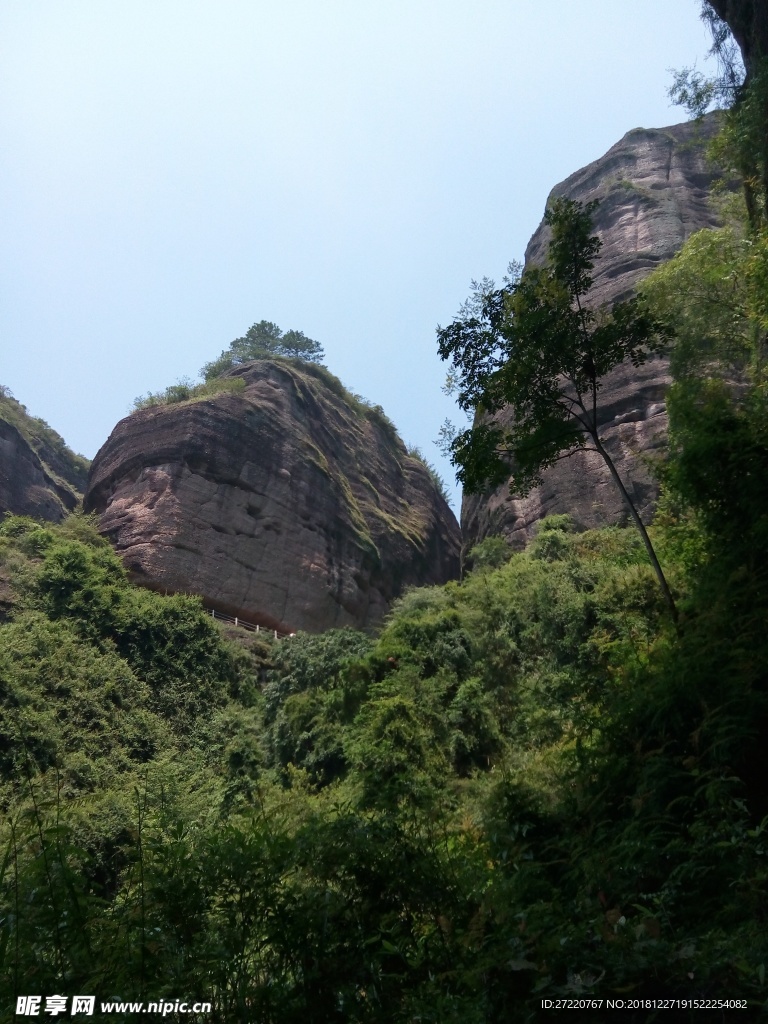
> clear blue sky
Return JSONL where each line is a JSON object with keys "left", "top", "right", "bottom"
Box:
{"left": 1, "top": 1, "right": 715, "bottom": 510}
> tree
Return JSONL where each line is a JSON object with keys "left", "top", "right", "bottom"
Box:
{"left": 639, "top": 222, "right": 765, "bottom": 379}
{"left": 279, "top": 329, "right": 324, "bottom": 361}
{"left": 669, "top": 2, "right": 768, "bottom": 230}
{"left": 201, "top": 320, "right": 324, "bottom": 380}
{"left": 437, "top": 197, "right": 678, "bottom": 621}
{"left": 640, "top": 213, "right": 768, "bottom": 573}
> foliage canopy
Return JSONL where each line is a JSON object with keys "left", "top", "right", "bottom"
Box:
{"left": 437, "top": 198, "right": 672, "bottom": 494}
{"left": 131, "top": 319, "right": 325, "bottom": 411}
{"left": 6, "top": 12, "right": 768, "bottom": 999}
{"left": 670, "top": 2, "right": 768, "bottom": 230}
{"left": 201, "top": 319, "right": 325, "bottom": 381}
{"left": 438, "top": 197, "right": 676, "bottom": 618}
{"left": 2, "top": 464, "right": 768, "bottom": 1016}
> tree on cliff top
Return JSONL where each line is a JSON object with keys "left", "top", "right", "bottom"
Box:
{"left": 437, "top": 197, "right": 678, "bottom": 621}
{"left": 202, "top": 320, "right": 325, "bottom": 380}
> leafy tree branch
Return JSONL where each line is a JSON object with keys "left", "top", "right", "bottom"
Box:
{"left": 437, "top": 197, "right": 678, "bottom": 622}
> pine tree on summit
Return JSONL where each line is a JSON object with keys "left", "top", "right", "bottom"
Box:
{"left": 202, "top": 320, "right": 325, "bottom": 380}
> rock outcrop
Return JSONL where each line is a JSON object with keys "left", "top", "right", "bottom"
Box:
{"left": 0, "top": 389, "right": 89, "bottom": 522}
{"left": 85, "top": 360, "right": 461, "bottom": 633}
{"left": 709, "top": 0, "right": 768, "bottom": 71}
{"left": 461, "top": 114, "right": 732, "bottom": 555}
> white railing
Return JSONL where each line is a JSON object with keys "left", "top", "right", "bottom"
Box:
{"left": 206, "top": 606, "right": 292, "bottom": 639}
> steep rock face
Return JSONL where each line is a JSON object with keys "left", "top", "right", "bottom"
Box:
{"left": 85, "top": 361, "right": 461, "bottom": 633}
{"left": 0, "top": 390, "right": 88, "bottom": 521}
{"left": 462, "top": 115, "right": 730, "bottom": 554}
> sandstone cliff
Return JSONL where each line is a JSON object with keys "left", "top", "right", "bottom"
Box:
{"left": 85, "top": 360, "right": 461, "bottom": 633}
{"left": 0, "top": 388, "right": 89, "bottom": 522}
{"left": 461, "top": 114, "right": 730, "bottom": 555}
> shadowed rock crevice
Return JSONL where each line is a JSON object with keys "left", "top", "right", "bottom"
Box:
{"left": 85, "top": 359, "right": 460, "bottom": 633}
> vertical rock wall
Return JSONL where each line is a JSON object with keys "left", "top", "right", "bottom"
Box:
{"left": 461, "top": 114, "right": 731, "bottom": 555}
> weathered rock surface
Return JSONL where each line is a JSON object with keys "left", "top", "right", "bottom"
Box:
{"left": 0, "top": 390, "right": 88, "bottom": 522}
{"left": 85, "top": 360, "right": 461, "bottom": 633}
{"left": 709, "top": 0, "right": 768, "bottom": 70}
{"left": 462, "top": 114, "right": 731, "bottom": 555}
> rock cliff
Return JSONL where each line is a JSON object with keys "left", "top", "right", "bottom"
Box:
{"left": 461, "top": 114, "right": 731, "bottom": 555}
{"left": 85, "top": 360, "right": 461, "bottom": 633}
{"left": 0, "top": 389, "right": 89, "bottom": 522}
{"left": 709, "top": 0, "right": 768, "bottom": 71}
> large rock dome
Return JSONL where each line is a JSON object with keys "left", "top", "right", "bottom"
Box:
{"left": 85, "top": 360, "right": 460, "bottom": 633}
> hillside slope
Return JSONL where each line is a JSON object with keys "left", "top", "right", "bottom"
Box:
{"left": 0, "top": 387, "right": 89, "bottom": 522}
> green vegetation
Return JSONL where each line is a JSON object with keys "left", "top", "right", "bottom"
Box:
{"left": 290, "top": 359, "right": 402, "bottom": 446}
{"left": 3, "top": 9, "right": 768, "bottom": 1017}
{"left": 406, "top": 444, "right": 451, "bottom": 504}
{"left": 131, "top": 319, "right": 324, "bottom": 412}
{"left": 201, "top": 320, "right": 325, "bottom": 380}
{"left": 132, "top": 375, "right": 246, "bottom": 411}
{"left": 3, "top": 342, "right": 768, "bottom": 1019}
{"left": 437, "top": 198, "right": 677, "bottom": 620}
{"left": 670, "top": 2, "right": 768, "bottom": 230}
{"left": 129, "top": 324, "right": 408, "bottom": 467}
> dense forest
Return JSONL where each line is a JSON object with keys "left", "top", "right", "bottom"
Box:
{"left": 2, "top": 236, "right": 768, "bottom": 1015}
{"left": 4, "top": 3, "right": 768, "bottom": 1020}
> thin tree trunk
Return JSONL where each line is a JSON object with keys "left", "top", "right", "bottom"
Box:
{"left": 593, "top": 435, "right": 679, "bottom": 626}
